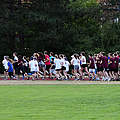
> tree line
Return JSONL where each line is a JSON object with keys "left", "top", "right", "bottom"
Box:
{"left": 0, "top": 0, "right": 120, "bottom": 57}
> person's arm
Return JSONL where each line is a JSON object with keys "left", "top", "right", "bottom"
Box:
{"left": 7, "top": 62, "right": 10, "bottom": 71}
{"left": 87, "top": 59, "right": 91, "bottom": 66}
{"left": 71, "top": 59, "right": 73, "bottom": 65}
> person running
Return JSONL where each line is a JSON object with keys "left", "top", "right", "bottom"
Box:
{"left": 49, "top": 58, "right": 56, "bottom": 79}
{"left": 88, "top": 54, "right": 96, "bottom": 81}
{"left": 54, "top": 54, "right": 62, "bottom": 80}
{"left": 59, "top": 54, "right": 68, "bottom": 80}
{"left": 108, "top": 53, "right": 116, "bottom": 81}
{"left": 2, "top": 56, "right": 9, "bottom": 79}
{"left": 17, "top": 55, "right": 24, "bottom": 80}
{"left": 101, "top": 52, "right": 110, "bottom": 81}
{"left": 13, "top": 52, "right": 18, "bottom": 75}
{"left": 49, "top": 52, "right": 55, "bottom": 63}
{"left": 71, "top": 54, "right": 80, "bottom": 80}
{"left": 80, "top": 52, "right": 89, "bottom": 80}
{"left": 44, "top": 51, "right": 51, "bottom": 75}
{"left": 7, "top": 58, "right": 15, "bottom": 80}
{"left": 70, "top": 55, "right": 75, "bottom": 77}
{"left": 114, "top": 53, "right": 119, "bottom": 80}
{"left": 65, "top": 57, "right": 70, "bottom": 79}
{"left": 29, "top": 57, "right": 37, "bottom": 80}
{"left": 38, "top": 52, "right": 46, "bottom": 79}
{"left": 96, "top": 54, "right": 103, "bottom": 80}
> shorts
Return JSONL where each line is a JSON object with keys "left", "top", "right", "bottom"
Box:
{"left": 103, "top": 68, "right": 109, "bottom": 72}
{"left": 89, "top": 69, "right": 95, "bottom": 73}
{"left": 74, "top": 65, "right": 79, "bottom": 70}
{"left": 46, "top": 65, "right": 51, "bottom": 72}
{"left": 31, "top": 71, "right": 35, "bottom": 74}
{"left": 4, "top": 68, "right": 8, "bottom": 72}
{"left": 81, "top": 64, "right": 88, "bottom": 68}
{"left": 61, "top": 66, "right": 66, "bottom": 70}
{"left": 114, "top": 68, "right": 118, "bottom": 73}
{"left": 50, "top": 69, "right": 56, "bottom": 74}
{"left": 8, "top": 72, "right": 14, "bottom": 78}
{"left": 55, "top": 69, "right": 61, "bottom": 71}
{"left": 13, "top": 62, "right": 18, "bottom": 74}
{"left": 109, "top": 68, "right": 115, "bottom": 72}
{"left": 97, "top": 67, "right": 103, "bottom": 72}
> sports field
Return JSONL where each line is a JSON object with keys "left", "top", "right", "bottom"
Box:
{"left": 0, "top": 84, "right": 120, "bottom": 120}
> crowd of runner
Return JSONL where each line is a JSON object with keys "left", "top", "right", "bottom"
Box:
{"left": 2, "top": 51, "right": 120, "bottom": 81}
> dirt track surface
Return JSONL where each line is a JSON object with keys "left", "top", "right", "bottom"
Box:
{"left": 0, "top": 80, "right": 120, "bottom": 85}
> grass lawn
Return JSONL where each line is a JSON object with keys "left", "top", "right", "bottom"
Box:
{"left": 0, "top": 85, "right": 120, "bottom": 120}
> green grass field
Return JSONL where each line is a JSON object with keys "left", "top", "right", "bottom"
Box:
{"left": 0, "top": 85, "right": 120, "bottom": 120}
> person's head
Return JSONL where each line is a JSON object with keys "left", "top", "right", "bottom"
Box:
{"left": 38, "top": 52, "right": 43, "bottom": 57}
{"left": 26, "top": 57, "right": 30, "bottom": 61}
{"left": 13, "top": 52, "right": 17, "bottom": 57}
{"left": 18, "top": 55, "right": 22, "bottom": 60}
{"left": 89, "top": 54, "right": 92, "bottom": 58}
{"left": 74, "top": 54, "right": 77, "bottom": 59}
{"left": 76, "top": 54, "right": 79, "bottom": 59}
{"left": 81, "top": 52, "right": 85, "bottom": 56}
{"left": 44, "top": 51, "right": 48, "bottom": 55}
{"left": 23, "top": 56, "right": 26, "bottom": 60}
{"left": 55, "top": 54, "right": 58, "bottom": 59}
{"left": 109, "top": 53, "right": 112, "bottom": 58}
{"left": 59, "top": 54, "right": 64, "bottom": 59}
{"left": 4, "top": 56, "right": 8, "bottom": 60}
{"left": 8, "top": 58, "right": 14, "bottom": 64}
{"left": 33, "top": 53, "right": 37, "bottom": 57}
{"left": 50, "top": 52, "right": 54, "bottom": 57}
{"left": 102, "top": 52, "right": 105, "bottom": 56}
{"left": 51, "top": 58, "right": 54, "bottom": 62}
{"left": 113, "top": 53, "right": 117, "bottom": 57}
{"left": 30, "top": 56, "right": 33, "bottom": 60}
{"left": 94, "top": 54, "right": 97, "bottom": 58}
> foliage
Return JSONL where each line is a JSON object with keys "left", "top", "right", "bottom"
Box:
{"left": 0, "top": 0, "right": 120, "bottom": 58}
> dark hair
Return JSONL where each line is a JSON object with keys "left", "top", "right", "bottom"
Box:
{"left": 44, "top": 51, "right": 48, "bottom": 55}
{"left": 50, "top": 52, "right": 54, "bottom": 56}
{"left": 18, "top": 55, "right": 22, "bottom": 60}
{"left": 55, "top": 54, "right": 58, "bottom": 58}
{"left": 30, "top": 56, "right": 33, "bottom": 60}
{"left": 13, "top": 52, "right": 17, "bottom": 56}
{"left": 109, "top": 53, "right": 112, "bottom": 56}
{"left": 51, "top": 58, "right": 54, "bottom": 61}
{"left": 114, "top": 53, "right": 117, "bottom": 56}
{"left": 89, "top": 54, "right": 92, "bottom": 57}
{"left": 81, "top": 52, "right": 85, "bottom": 56}
{"left": 74, "top": 54, "right": 77, "bottom": 59}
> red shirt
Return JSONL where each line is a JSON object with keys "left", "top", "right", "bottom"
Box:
{"left": 45, "top": 55, "right": 50, "bottom": 65}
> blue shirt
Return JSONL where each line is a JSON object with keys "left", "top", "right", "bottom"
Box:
{"left": 50, "top": 56, "right": 55, "bottom": 63}
{"left": 8, "top": 62, "right": 13, "bottom": 72}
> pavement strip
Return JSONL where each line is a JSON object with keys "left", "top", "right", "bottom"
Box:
{"left": 0, "top": 80, "right": 120, "bottom": 85}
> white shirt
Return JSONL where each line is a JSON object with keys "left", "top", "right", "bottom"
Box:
{"left": 14, "top": 56, "right": 18, "bottom": 62}
{"left": 34, "top": 60, "right": 39, "bottom": 72}
{"left": 81, "top": 56, "right": 86, "bottom": 65}
{"left": 71, "top": 58, "right": 78, "bottom": 66}
{"left": 29, "top": 60, "right": 39, "bottom": 72}
{"left": 2, "top": 59, "right": 8, "bottom": 70}
{"left": 60, "top": 58, "right": 66, "bottom": 67}
{"left": 54, "top": 58, "right": 61, "bottom": 70}
{"left": 65, "top": 61, "right": 70, "bottom": 72}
